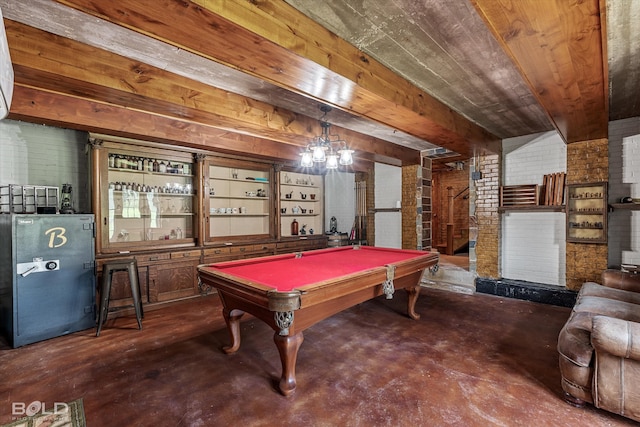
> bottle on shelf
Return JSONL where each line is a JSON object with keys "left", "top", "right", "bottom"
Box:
{"left": 159, "top": 161, "right": 167, "bottom": 173}
{"left": 291, "top": 218, "right": 299, "bottom": 235}
{"left": 153, "top": 158, "right": 159, "bottom": 172}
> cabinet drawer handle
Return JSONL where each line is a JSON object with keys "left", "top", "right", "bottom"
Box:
{"left": 239, "top": 248, "right": 246, "bottom": 252}
{"left": 214, "top": 250, "right": 221, "bottom": 254}
{"left": 149, "top": 256, "right": 159, "bottom": 261}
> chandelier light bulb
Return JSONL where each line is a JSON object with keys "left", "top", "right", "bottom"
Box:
{"left": 300, "top": 150, "right": 313, "bottom": 168}
{"left": 326, "top": 152, "right": 339, "bottom": 169}
{"left": 300, "top": 105, "right": 356, "bottom": 169}
{"left": 338, "top": 147, "right": 354, "bottom": 166}
{"left": 311, "top": 144, "right": 326, "bottom": 162}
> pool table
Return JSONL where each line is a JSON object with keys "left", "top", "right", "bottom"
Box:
{"left": 197, "top": 245, "right": 438, "bottom": 395}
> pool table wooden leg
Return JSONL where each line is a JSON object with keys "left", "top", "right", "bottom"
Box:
{"left": 274, "top": 331, "right": 304, "bottom": 396}
{"left": 222, "top": 308, "right": 245, "bottom": 354}
{"left": 406, "top": 285, "right": 421, "bottom": 320}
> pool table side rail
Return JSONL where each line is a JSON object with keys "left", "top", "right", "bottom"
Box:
{"left": 197, "top": 267, "right": 287, "bottom": 309}
{"left": 296, "top": 252, "right": 438, "bottom": 308}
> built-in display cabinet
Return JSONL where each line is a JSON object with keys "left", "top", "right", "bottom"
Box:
{"left": 279, "top": 170, "right": 324, "bottom": 238}
{"left": 566, "top": 182, "right": 607, "bottom": 243}
{"left": 204, "top": 157, "right": 274, "bottom": 243}
{"left": 89, "top": 136, "right": 328, "bottom": 311}
{"left": 93, "top": 140, "right": 198, "bottom": 252}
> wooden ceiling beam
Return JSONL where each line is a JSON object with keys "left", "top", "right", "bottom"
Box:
{"left": 470, "top": 0, "right": 608, "bottom": 143}
{"left": 6, "top": 20, "right": 413, "bottom": 166}
{"left": 10, "top": 84, "right": 384, "bottom": 169}
{"left": 54, "top": 0, "right": 500, "bottom": 157}
{"left": 8, "top": 85, "right": 301, "bottom": 159}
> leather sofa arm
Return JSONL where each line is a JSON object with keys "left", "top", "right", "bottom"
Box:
{"left": 601, "top": 269, "right": 640, "bottom": 293}
{"left": 592, "top": 316, "right": 640, "bottom": 360}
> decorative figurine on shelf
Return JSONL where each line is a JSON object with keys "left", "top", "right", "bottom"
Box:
{"left": 330, "top": 216, "right": 338, "bottom": 233}
{"left": 309, "top": 228, "right": 314, "bottom": 235}
{"left": 291, "top": 218, "right": 299, "bottom": 235}
{"left": 300, "top": 224, "right": 307, "bottom": 235}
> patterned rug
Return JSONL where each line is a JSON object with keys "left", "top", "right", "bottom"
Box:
{"left": 1, "top": 399, "right": 85, "bottom": 427}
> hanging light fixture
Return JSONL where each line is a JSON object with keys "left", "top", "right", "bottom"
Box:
{"left": 301, "top": 106, "right": 354, "bottom": 170}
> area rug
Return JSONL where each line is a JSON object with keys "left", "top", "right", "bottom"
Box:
{"left": 1, "top": 399, "right": 85, "bottom": 427}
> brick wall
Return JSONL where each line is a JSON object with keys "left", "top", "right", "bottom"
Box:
{"left": 566, "top": 138, "right": 609, "bottom": 290}
{"left": 401, "top": 164, "right": 419, "bottom": 249}
{"left": 475, "top": 153, "right": 501, "bottom": 278}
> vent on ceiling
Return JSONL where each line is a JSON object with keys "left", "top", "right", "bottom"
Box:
{"left": 423, "top": 147, "right": 459, "bottom": 159}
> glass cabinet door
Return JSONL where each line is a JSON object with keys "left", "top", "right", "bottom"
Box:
{"left": 205, "top": 158, "right": 273, "bottom": 242}
{"left": 103, "top": 150, "right": 196, "bottom": 248}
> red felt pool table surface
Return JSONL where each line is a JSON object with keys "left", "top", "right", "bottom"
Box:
{"left": 197, "top": 245, "right": 439, "bottom": 396}
{"left": 205, "top": 245, "right": 430, "bottom": 292}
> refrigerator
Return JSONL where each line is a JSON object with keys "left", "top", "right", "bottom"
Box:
{"left": 0, "top": 214, "right": 96, "bottom": 347}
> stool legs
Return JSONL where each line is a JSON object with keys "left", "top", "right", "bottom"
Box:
{"left": 96, "top": 260, "right": 143, "bottom": 337}
{"left": 96, "top": 270, "right": 113, "bottom": 337}
{"left": 127, "top": 262, "right": 144, "bottom": 330}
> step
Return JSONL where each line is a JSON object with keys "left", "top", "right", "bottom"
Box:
{"left": 421, "top": 263, "right": 475, "bottom": 295}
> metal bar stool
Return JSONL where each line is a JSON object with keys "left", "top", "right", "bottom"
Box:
{"left": 96, "top": 259, "right": 143, "bottom": 337}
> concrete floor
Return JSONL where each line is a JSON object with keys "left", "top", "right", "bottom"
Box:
{"left": 0, "top": 288, "right": 635, "bottom": 426}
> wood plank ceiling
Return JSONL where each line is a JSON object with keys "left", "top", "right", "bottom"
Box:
{"left": 1, "top": 0, "right": 638, "bottom": 169}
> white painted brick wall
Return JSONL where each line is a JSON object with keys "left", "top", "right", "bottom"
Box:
{"left": 375, "top": 163, "right": 401, "bottom": 248}
{"left": 608, "top": 118, "right": 640, "bottom": 267}
{"left": 0, "top": 119, "right": 90, "bottom": 213}
{"left": 375, "top": 211, "right": 401, "bottom": 248}
{"left": 503, "top": 132, "right": 567, "bottom": 186}
{"left": 501, "top": 131, "right": 566, "bottom": 286}
{"left": 502, "top": 212, "right": 566, "bottom": 285}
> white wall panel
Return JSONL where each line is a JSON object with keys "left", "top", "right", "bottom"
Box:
{"left": 375, "top": 163, "right": 401, "bottom": 248}
{"left": 324, "top": 171, "right": 355, "bottom": 234}
{"left": 609, "top": 118, "right": 640, "bottom": 268}
{"left": 501, "top": 131, "right": 566, "bottom": 286}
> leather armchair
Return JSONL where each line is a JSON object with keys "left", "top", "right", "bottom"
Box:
{"left": 558, "top": 269, "right": 640, "bottom": 422}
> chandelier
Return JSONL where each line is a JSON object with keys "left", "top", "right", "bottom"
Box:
{"left": 300, "top": 106, "right": 354, "bottom": 169}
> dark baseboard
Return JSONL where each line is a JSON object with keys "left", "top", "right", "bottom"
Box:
{"left": 475, "top": 277, "right": 577, "bottom": 307}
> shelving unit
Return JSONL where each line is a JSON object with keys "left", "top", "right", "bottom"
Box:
{"left": 279, "top": 171, "right": 323, "bottom": 237}
{"left": 106, "top": 166, "right": 195, "bottom": 244}
{"left": 205, "top": 159, "right": 273, "bottom": 242}
{"left": 90, "top": 136, "right": 203, "bottom": 309}
{"left": 609, "top": 203, "right": 640, "bottom": 211}
{"left": 566, "top": 182, "right": 607, "bottom": 243}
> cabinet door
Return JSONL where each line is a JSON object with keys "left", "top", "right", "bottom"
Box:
{"left": 566, "top": 182, "right": 607, "bottom": 243}
{"left": 279, "top": 171, "right": 324, "bottom": 237}
{"left": 96, "top": 141, "right": 198, "bottom": 253}
{"left": 149, "top": 259, "right": 199, "bottom": 302}
{"left": 205, "top": 158, "right": 274, "bottom": 242}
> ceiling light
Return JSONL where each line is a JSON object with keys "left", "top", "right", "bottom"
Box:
{"left": 301, "top": 106, "right": 354, "bottom": 169}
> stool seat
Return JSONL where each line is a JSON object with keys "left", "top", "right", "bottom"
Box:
{"left": 96, "top": 258, "right": 143, "bottom": 337}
